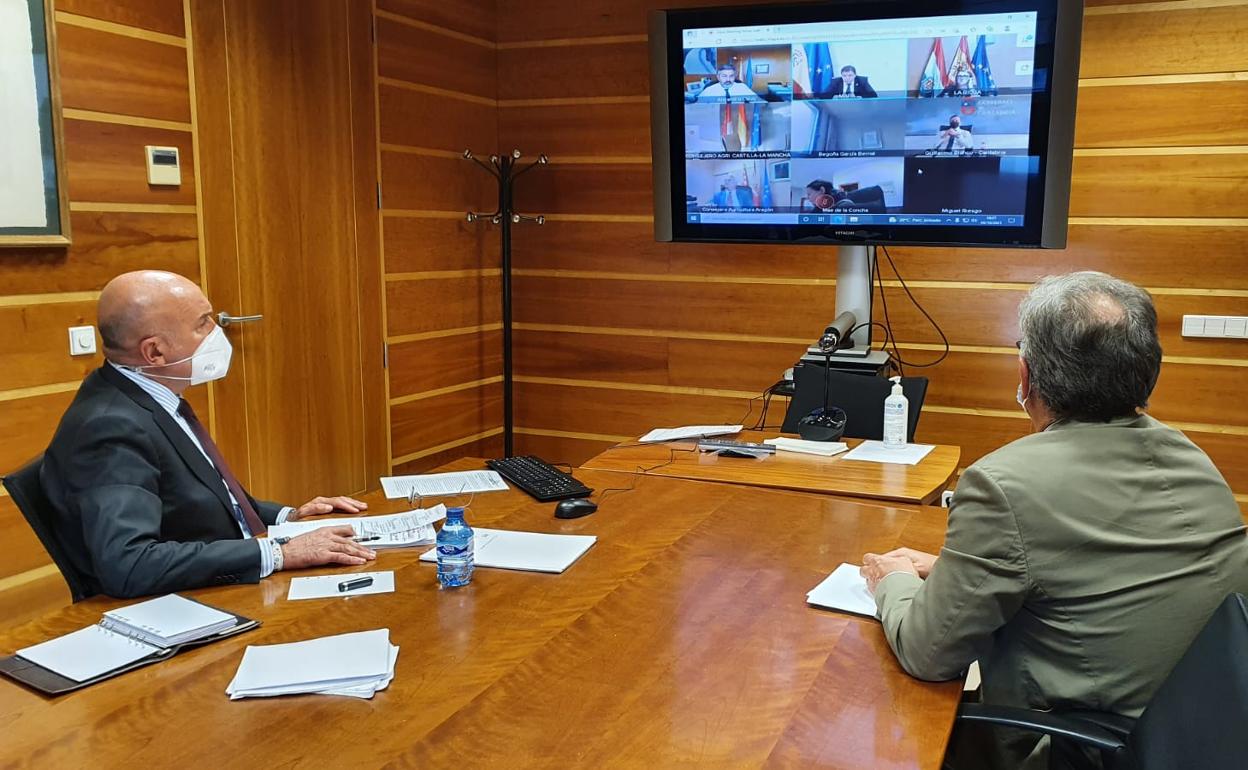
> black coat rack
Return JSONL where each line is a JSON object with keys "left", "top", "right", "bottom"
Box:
{"left": 464, "top": 148, "right": 547, "bottom": 458}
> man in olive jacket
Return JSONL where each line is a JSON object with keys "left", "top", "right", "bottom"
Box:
{"left": 861, "top": 272, "right": 1248, "bottom": 769}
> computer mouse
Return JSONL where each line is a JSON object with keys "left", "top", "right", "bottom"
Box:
{"left": 554, "top": 497, "right": 598, "bottom": 519}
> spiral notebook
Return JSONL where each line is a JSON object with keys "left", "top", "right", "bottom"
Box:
{"left": 0, "top": 595, "right": 258, "bottom": 695}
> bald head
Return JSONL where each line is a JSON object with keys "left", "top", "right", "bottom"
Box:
{"left": 99, "top": 271, "right": 215, "bottom": 371}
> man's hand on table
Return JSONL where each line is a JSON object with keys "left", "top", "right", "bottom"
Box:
{"left": 288, "top": 495, "right": 369, "bottom": 521}
{"left": 280, "top": 525, "right": 376, "bottom": 570}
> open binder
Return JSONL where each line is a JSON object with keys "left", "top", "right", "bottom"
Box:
{"left": 0, "top": 597, "right": 258, "bottom": 696}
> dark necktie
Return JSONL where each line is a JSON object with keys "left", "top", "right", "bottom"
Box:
{"left": 946, "top": 134, "right": 956, "bottom": 151}
{"left": 176, "top": 399, "right": 267, "bottom": 536}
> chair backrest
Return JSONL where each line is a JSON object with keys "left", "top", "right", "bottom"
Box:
{"left": 782, "top": 366, "right": 928, "bottom": 441}
{"left": 2, "top": 455, "right": 94, "bottom": 602}
{"left": 1127, "top": 593, "right": 1248, "bottom": 770}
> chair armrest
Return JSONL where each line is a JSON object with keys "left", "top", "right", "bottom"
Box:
{"left": 1059, "top": 710, "right": 1136, "bottom": 741}
{"left": 956, "top": 703, "right": 1129, "bottom": 753}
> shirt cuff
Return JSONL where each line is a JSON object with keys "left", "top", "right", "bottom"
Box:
{"left": 258, "top": 538, "right": 284, "bottom": 577}
{"left": 276, "top": 506, "right": 296, "bottom": 524}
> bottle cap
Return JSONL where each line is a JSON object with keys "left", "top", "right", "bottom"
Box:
{"left": 890, "top": 376, "right": 903, "bottom": 396}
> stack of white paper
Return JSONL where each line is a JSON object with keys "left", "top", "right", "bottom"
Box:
{"left": 380, "top": 470, "right": 508, "bottom": 499}
{"left": 764, "top": 437, "right": 850, "bottom": 457}
{"left": 100, "top": 594, "right": 237, "bottom": 647}
{"left": 841, "top": 440, "right": 936, "bottom": 466}
{"left": 266, "top": 506, "right": 446, "bottom": 549}
{"left": 226, "top": 629, "right": 398, "bottom": 700}
{"left": 807, "top": 563, "right": 878, "bottom": 618}
{"left": 639, "top": 424, "right": 743, "bottom": 443}
{"left": 419, "top": 529, "right": 596, "bottom": 574}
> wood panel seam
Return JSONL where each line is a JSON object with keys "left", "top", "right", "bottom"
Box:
{"left": 374, "top": 8, "right": 494, "bottom": 48}
{"left": 377, "top": 76, "right": 496, "bottom": 107}
{"left": 382, "top": 208, "right": 476, "bottom": 219}
{"left": 389, "top": 376, "right": 503, "bottom": 406}
{"left": 1084, "top": 0, "right": 1247, "bottom": 16}
{"left": 387, "top": 323, "right": 503, "bottom": 344}
{"left": 0, "top": 291, "right": 101, "bottom": 307}
{"left": 63, "top": 108, "right": 193, "bottom": 133}
{"left": 386, "top": 269, "right": 502, "bottom": 282}
{"left": 391, "top": 427, "right": 504, "bottom": 466}
{"left": 515, "top": 427, "right": 632, "bottom": 443}
{"left": 54, "top": 10, "right": 187, "bottom": 47}
{"left": 0, "top": 564, "right": 62, "bottom": 594}
{"left": 69, "top": 202, "right": 198, "bottom": 214}
{"left": 0, "top": 381, "right": 81, "bottom": 404}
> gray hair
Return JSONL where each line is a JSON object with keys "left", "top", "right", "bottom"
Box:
{"left": 1018, "top": 271, "right": 1162, "bottom": 422}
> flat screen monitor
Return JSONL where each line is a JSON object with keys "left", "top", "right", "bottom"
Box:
{"left": 649, "top": 0, "right": 1083, "bottom": 248}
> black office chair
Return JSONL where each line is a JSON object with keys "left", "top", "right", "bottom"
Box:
{"left": 2, "top": 455, "right": 95, "bottom": 602}
{"left": 956, "top": 592, "right": 1248, "bottom": 770}
{"left": 781, "top": 366, "right": 928, "bottom": 441}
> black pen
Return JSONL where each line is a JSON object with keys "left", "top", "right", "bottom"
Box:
{"left": 338, "top": 576, "right": 374, "bottom": 592}
{"left": 353, "top": 535, "right": 380, "bottom": 542}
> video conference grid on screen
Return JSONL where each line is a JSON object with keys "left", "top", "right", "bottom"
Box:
{"left": 681, "top": 12, "right": 1039, "bottom": 228}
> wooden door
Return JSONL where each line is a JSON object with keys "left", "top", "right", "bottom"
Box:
{"left": 190, "top": 0, "right": 385, "bottom": 501}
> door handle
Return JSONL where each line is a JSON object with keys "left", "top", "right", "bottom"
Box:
{"left": 218, "top": 311, "right": 264, "bottom": 327}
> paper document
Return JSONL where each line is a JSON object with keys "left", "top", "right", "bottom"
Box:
{"left": 764, "top": 437, "right": 849, "bottom": 457}
{"left": 380, "top": 470, "right": 508, "bottom": 499}
{"left": 267, "top": 506, "right": 446, "bottom": 548}
{"left": 640, "top": 424, "right": 743, "bottom": 443}
{"left": 101, "top": 594, "right": 236, "bottom": 647}
{"left": 807, "top": 563, "right": 878, "bottom": 618}
{"left": 287, "top": 571, "right": 395, "bottom": 601}
{"left": 226, "top": 628, "right": 397, "bottom": 700}
{"left": 17, "top": 625, "right": 156, "bottom": 683}
{"left": 420, "top": 529, "right": 596, "bottom": 574}
{"left": 841, "top": 440, "right": 935, "bottom": 466}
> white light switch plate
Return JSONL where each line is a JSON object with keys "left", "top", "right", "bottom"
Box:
{"left": 69, "top": 325, "right": 97, "bottom": 356}
{"left": 1181, "top": 315, "right": 1248, "bottom": 339}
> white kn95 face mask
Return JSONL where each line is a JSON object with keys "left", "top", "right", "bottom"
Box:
{"left": 127, "top": 324, "right": 233, "bottom": 385}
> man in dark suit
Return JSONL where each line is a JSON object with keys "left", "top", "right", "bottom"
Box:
{"left": 41, "top": 270, "right": 377, "bottom": 598}
{"left": 832, "top": 65, "right": 878, "bottom": 98}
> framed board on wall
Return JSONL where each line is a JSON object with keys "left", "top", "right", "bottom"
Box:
{"left": 0, "top": 0, "right": 71, "bottom": 247}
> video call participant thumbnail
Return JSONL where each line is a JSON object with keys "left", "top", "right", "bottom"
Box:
{"left": 940, "top": 69, "right": 981, "bottom": 98}
{"left": 697, "top": 63, "right": 762, "bottom": 103}
{"left": 803, "top": 179, "right": 846, "bottom": 211}
{"left": 831, "top": 65, "right": 878, "bottom": 98}
{"left": 935, "top": 115, "right": 974, "bottom": 151}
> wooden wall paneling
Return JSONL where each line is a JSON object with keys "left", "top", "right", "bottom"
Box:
{"left": 1075, "top": 80, "right": 1248, "bottom": 148}
{"left": 1183, "top": 429, "right": 1248, "bottom": 495}
{"left": 887, "top": 224, "right": 1248, "bottom": 290}
{"left": 391, "top": 433, "right": 505, "bottom": 476}
{"left": 390, "top": 382, "right": 503, "bottom": 460}
{"left": 383, "top": 217, "right": 496, "bottom": 273}
{"left": 497, "top": 41, "right": 646, "bottom": 100}
{"left": 0, "top": 302, "right": 102, "bottom": 391}
{"left": 515, "top": 381, "right": 749, "bottom": 439}
{"left": 381, "top": 151, "right": 497, "bottom": 211}
{"left": 498, "top": 102, "right": 650, "bottom": 158}
{"left": 0, "top": 212, "right": 200, "bottom": 295}
{"left": 349, "top": 0, "right": 390, "bottom": 486}
{"left": 379, "top": 84, "right": 497, "bottom": 153}
{"left": 911, "top": 410, "right": 1031, "bottom": 468}
{"left": 0, "top": 391, "right": 77, "bottom": 476}
{"left": 63, "top": 119, "right": 196, "bottom": 204}
{"left": 386, "top": 276, "right": 502, "bottom": 337}
{"left": 515, "top": 219, "right": 846, "bottom": 278}
{"left": 1069, "top": 153, "right": 1248, "bottom": 219}
{"left": 494, "top": 0, "right": 761, "bottom": 43}
{"left": 0, "top": 573, "right": 70, "bottom": 635}
{"left": 376, "top": 17, "right": 496, "bottom": 98}
{"left": 514, "top": 163, "right": 652, "bottom": 215}
{"left": 1080, "top": 5, "right": 1248, "bottom": 79}
{"left": 0, "top": 496, "right": 54, "bottom": 581}
{"left": 514, "top": 432, "right": 617, "bottom": 467}
{"left": 376, "top": 0, "right": 497, "bottom": 42}
{"left": 55, "top": 0, "right": 187, "bottom": 36}
{"left": 389, "top": 329, "right": 503, "bottom": 398}
{"left": 55, "top": 23, "right": 191, "bottom": 122}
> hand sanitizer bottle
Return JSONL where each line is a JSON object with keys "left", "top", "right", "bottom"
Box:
{"left": 883, "top": 376, "right": 908, "bottom": 448}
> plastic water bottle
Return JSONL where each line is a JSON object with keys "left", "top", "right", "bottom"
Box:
{"left": 436, "top": 506, "right": 474, "bottom": 588}
{"left": 883, "top": 376, "right": 909, "bottom": 448}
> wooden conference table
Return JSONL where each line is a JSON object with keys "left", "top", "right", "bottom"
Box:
{"left": 0, "top": 460, "right": 961, "bottom": 768}
{"left": 582, "top": 430, "right": 961, "bottom": 505}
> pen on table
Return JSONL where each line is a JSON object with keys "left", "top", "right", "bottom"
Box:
{"left": 353, "top": 534, "right": 380, "bottom": 542}
{"left": 339, "top": 576, "right": 374, "bottom": 592}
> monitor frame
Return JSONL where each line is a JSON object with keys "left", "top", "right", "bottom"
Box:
{"left": 649, "top": 0, "right": 1084, "bottom": 249}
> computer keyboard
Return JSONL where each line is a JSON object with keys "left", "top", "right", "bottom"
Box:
{"left": 486, "top": 456, "right": 594, "bottom": 502}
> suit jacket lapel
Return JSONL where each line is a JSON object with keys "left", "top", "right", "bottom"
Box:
{"left": 97, "top": 366, "right": 235, "bottom": 515}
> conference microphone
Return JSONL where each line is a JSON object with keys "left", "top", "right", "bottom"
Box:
{"left": 817, "top": 311, "right": 857, "bottom": 353}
